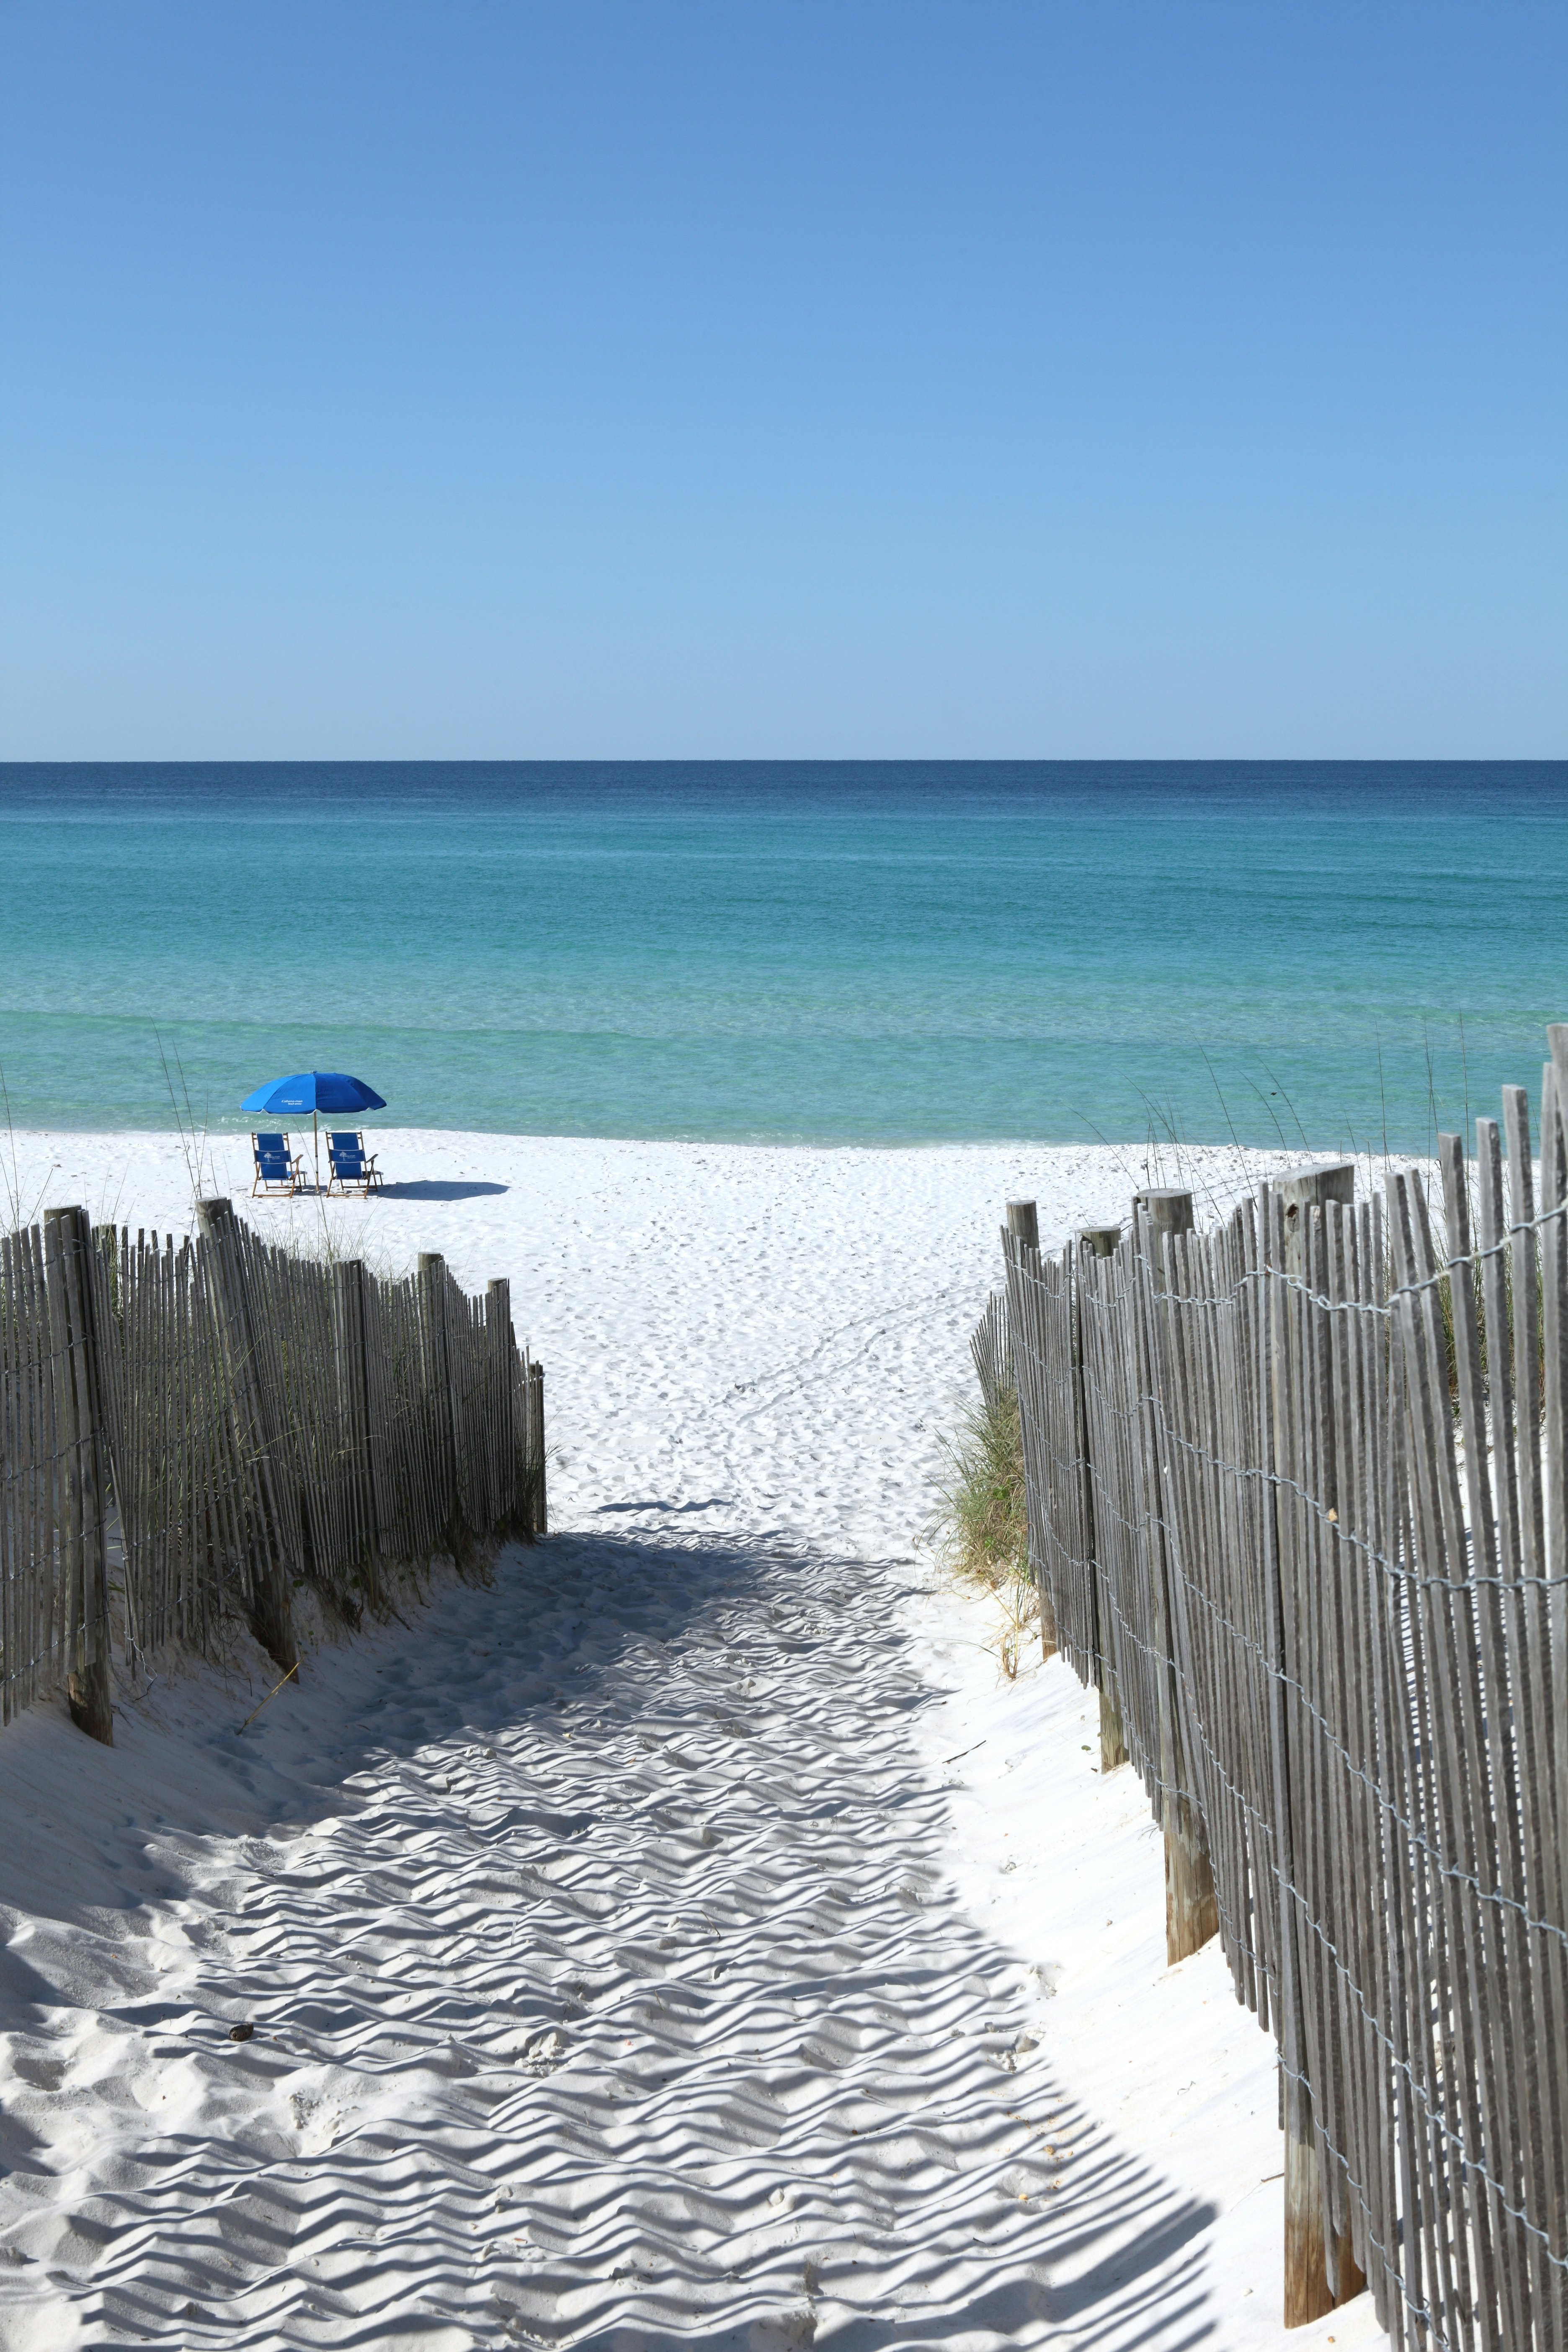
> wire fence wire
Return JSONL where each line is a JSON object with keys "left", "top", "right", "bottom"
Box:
{"left": 1, "top": 1207, "right": 547, "bottom": 1728}
{"left": 999, "top": 1060, "right": 1568, "bottom": 2352}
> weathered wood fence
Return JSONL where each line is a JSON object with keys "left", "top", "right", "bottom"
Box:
{"left": 1, "top": 1197, "right": 547, "bottom": 1741}
{"left": 998, "top": 1037, "right": 1568, "bottom": 2349}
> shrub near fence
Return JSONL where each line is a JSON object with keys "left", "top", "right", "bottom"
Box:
{"left": 0, "top": 1196, "right": 546, "bottom": 1742}
{"left": 997, "top": 1032, "right": 1568, "bottom": 2351}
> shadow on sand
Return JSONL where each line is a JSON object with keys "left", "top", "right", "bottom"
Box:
{"left": 374, "top": 1179, "right": 509, "bottom": 1202}
{"left": 0, "top": 1529, "right": 1226, "bottom": 2350}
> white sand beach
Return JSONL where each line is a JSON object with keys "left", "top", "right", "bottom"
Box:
{"left": 0, "top": 1130, "right": 1386, "bottom": 2350}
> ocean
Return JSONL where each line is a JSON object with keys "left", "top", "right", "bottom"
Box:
{"left": 0, "top": 761, "right": 1564, "bottom": 1152}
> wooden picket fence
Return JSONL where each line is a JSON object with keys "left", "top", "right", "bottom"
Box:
{"left": 998, "top": 1034, "right": 1568, "bottom": 2351}
{"left": 0, "top": 1196, "right": 546, "bottom": 1740}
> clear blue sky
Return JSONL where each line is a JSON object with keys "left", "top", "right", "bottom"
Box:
{"left": 2, "top": 0, "right": 1563, "bottom": 759}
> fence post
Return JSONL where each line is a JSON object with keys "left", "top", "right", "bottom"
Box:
{"left": 486, "top": 1278, "right": 521, "bottom": 1536}
{"left": 1097, "top": 1679, "right": 1129, "bottom": 1771}
{"left": 1073, "top": 1226, "right": 1128, "bottom": 1771}
{"left": 526, "top": 1362, "right": 547, "bottom": 1535}
{"left": 1006, "top": 1199, "right": 1039, "bottom": 1249}
{"left": 44, "top": 1207, "right": 114, "bottom": 1745}
{"left": 1005, "top": 1199, "right": 1057, "bottom": 1658}
{"left": 418, "top": 1251, "right": 461, "bottom": 1544}
{"left": 1273, "top": 1162, "right": 1356, "bottom": 1222}
{"left": 334, "top": 1259, "right": 381, "bottom": 1571}
{"left": 1132, "top": 1188, "right": 1219, "bottom": 1965}
{"left": 195, "top": 1199, "right": 297, "bottom": 1672}
{"left": 1264, "top": 1177, "right": 1327, "bottom": 2327}
{"left": 1270, "top": 1176, "right": 1364, "bottom": 2324}
{"left": 1133, "top": 1186, "right": 1196, "bottom": 1235}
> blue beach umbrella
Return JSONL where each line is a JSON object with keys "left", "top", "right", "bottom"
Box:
{"left": 241, "top": 1071, "right": 387, "bottom": 1191}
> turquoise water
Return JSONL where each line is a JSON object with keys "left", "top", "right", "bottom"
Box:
{"left": 0, "top": 762, "right": 1564, "bottom": 1150}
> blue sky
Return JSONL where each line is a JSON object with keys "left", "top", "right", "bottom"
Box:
{"left": 2, "top": 0, "right": 1563, "bottom": 759}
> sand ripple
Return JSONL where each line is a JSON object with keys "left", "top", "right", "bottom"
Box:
{"left": 0, "top": 1535, "right": 1210, "bottom": 2349}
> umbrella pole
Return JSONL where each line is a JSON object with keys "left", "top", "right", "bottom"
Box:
{"left": 314, "top": 1111, "right": 320, "bottom": 1194}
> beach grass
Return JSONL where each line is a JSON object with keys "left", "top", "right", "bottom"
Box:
{"left": 932, "top": 1382, "right": 1036, "bottom": 1677}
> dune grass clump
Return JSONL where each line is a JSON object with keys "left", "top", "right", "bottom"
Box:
{"left": 932, "top": 1383, "right": 1037, "bottom": 1677}
{"left": 269, "top": 1204, "right": 409, "bottom": 1284}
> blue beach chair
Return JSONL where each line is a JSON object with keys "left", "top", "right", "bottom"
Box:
{"left": 327, "top": 1131, "right": 384, "bottom": 1195}
{"left": 251, "top": 1133, "right": 304, "bottom": 1196}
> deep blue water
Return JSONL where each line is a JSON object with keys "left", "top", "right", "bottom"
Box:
{"left": 0, "top": 762, "right": 1563, "bottom": 1150}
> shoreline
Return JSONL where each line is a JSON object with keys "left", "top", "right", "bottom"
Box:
{"left": 4, "top": 1120, "right": 1375, "bottom": 1150}
{"left": 3, "top": 1122, "right": 1378, "bottom": 1203}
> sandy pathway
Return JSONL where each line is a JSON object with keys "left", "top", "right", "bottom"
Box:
{"left": 0, "top": 1532, "right": 1215, "bottom": 2350}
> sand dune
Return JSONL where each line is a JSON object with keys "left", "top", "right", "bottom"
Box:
{"left": 0, "top": 1132, "right": 1381, "bottom": 2348}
